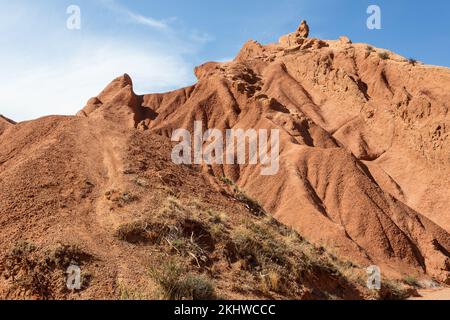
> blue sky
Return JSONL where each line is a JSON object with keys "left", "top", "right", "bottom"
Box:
{"left": 1, "top": 0, "right": 449, "bottom": 121}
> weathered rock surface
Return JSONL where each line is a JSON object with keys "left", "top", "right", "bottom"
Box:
{"left": 1, "top": 21, "right": 450, "bottom": 299}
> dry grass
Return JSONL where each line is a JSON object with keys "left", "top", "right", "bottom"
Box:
{"left": 220, "top": 176, "right": 234, "bottom": 185}
{"left": 231, "top": 221, "right": 289, "bottom": 270}
{"left": 113, "top": 195, "right": 409, "bottom": 300}
{"left": 105, "top": 190, "right": 138, "bottom": 207}
{"left": 218, "top": 176, "right": 266, "bottom": 217}
{"left": 403, "top": 275, "right": 420, "bottom": 288}
{"left": 118, "top": 284, "right": 152, "bottom": 300}
{"left": 133, "top": 177, "right": 150, "bottom": 188}
{"left": 149, "top": 260, "right": 216, "bottom": 300}
{"left": 366, "top": 45, "right": 375, "bottom": 53}
{"left": 408, "top": 58, "right": 418, "bottom": 66}
{"left": 1, "top": 242, "right": 92, "bottom": 299}
{"left": 115, "top": 197, "right": 216, "bottom": 267}
{"left": 378, "top": 52, "right": 390, "bottom": 60}
{"left": 235, "top": 192, "right": 266, "bottom": 217}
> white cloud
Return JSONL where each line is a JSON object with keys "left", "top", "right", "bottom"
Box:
{"left": 0, "top": 42, "right": 195, "bottom": 122}
{"left": 0, "top": 1, "right": 213, "bottom": 122}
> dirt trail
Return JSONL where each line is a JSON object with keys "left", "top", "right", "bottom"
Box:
{"left": 94, "top": 129, "right": 126, "bottom": 229}
{"left": 410, "top": 288, "right": 450, "bottom": 300}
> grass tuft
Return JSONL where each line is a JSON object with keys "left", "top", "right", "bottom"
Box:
{"left": 378, "top": 52, "right": 390, "bottom": 60}
{"left": 149, "top": 260, "right": 215, "bottom": 300}
{"left": 408, "top": 58, "right": 418, "bottom": 66}
{"left": 403, "top": 275, "right": 421, "bottom": 288}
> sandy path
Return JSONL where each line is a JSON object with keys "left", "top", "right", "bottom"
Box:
{"left": 409, "top": 288, "right": 450, "bottom": 300}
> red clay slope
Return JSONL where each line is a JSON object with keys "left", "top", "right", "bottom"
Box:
{"left": 1, "top": 22, "right": 450, "bottom": 299}
{"left": 78, "top": 23, "right": 450, "bottom": 281}
{"left": 0, "top": 112, "right": 384, "bottom": 300}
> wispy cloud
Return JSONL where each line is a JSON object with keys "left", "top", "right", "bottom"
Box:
{"left": 99, "top": 0, "right": 213, "bottom": 45}
{"left": 99, "top": 0, "right": 168, "bottom": 30}
{"left": 188, "top": 30, "right": 215, "bottom": 44}
{"left": 127, "top": 12, "right": 167, "bottom": 29}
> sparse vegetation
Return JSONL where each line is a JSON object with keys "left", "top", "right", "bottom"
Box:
{"left": 166, "top": 232, "right": 208, "bottom": 267}
{"left": 220, "top": 176, "right": 234, "bottom": 185}
{"left": 403, "top": 275, "right": 420, "bottom": 288}
{"left": 234, "top": 190, "right": 266, "bottom": 217}
{"left": 366, "top": 45, "right": 375, "bottom": 53}
{"left": 105, "top": 190, "right": 138, "bottom": 207}
{"left": 112, "top": 193, "right": 410, "bottom": 300}
{"left": 118, "top": 284, "right": 150, "bottom": 300}
{"left": 120, "top": 192, "right": 138, "bottom": 204}
{"left": 379, "top": 280, "right": 410, "bottom": 300}
{"left": 378, "top": 52, "right": 390, "bottom": 60}
{"left": 133, "top": 177, "right": 150, "bottom": 188}
{"left": 47, "top": 244, "right": 92, "bottom": 269}
{"left": 260, "top": 270, "right": 282, "bottom": 293}
{"left": 208, "top": 209, "right": 227, "bottom": 224}
{"left": 114, "top": 197, "right": 214, "bottom": 267}
{"left": 231, "top": 221, "right": 289, "bottom": 269}
{"left": 217, "top": 176, "right": 266, "bottom": 216}
{"left": 0, "top": 242, "right": 50, "bottom": 297}
{"left": 1, "top": 242, "right": 92, "bottom": 299}
{"left": 149, "top": 260, "right": 216, "bottom": 300}
{"left": 227, "top": 216, "right": 365, "bottom": 297}
{"left": 408, "top": 58, "right": 418, "bottom": 66}
{"left": 182, "top": 274, "right": 216, "bottom": 300}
